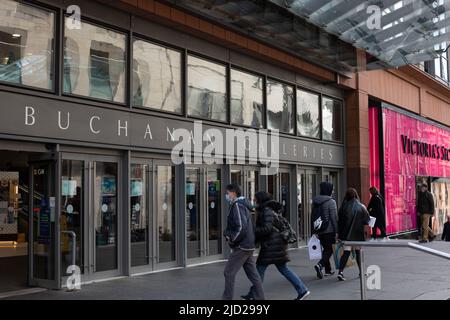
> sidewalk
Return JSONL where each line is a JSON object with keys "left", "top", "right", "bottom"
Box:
{"left": 4, "top": 241, "right": 450, "bottom": 300}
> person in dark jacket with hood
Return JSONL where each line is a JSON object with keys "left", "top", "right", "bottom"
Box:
{"left": 312, "top": 182, "right": 338, "bottom": 279}
{"left": 243, "top": 191, "right": 310, "bottom": 301}
{"left": 337, "top": 188, "right": 370, "bottom": 281}
{"left": 367, "top": 186, "right": 387, "bottom": 239}
{"left": 442, "top": 216, "right": 450, "bottom": 242}
{"left": 222, "top": 184, "right": 265, "bottom": 300}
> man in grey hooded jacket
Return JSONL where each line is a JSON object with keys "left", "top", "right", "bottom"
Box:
{"left": 312, "top": 182, "right": 338, "bottom": 279}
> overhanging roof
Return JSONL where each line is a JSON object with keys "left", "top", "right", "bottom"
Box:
{"left": 166, "top": 0, "right": 450, "bottom": 73}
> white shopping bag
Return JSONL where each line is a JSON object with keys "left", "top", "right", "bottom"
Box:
{"left": 368, "top": 216, "right": 377, "bottom": 228}
{"left": 308, "top": 234, "right": 322, "bottom": 260}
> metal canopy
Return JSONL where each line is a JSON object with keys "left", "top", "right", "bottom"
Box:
{"left": 167, "top": 0, "right": 450, "bottom": 74}
{"left": 270, "top": 0, "right": 450, "bottom": 70}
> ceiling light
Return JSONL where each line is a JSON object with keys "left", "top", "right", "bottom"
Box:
{"left": 12, "top": 33, "right": 21, "bottom": 38}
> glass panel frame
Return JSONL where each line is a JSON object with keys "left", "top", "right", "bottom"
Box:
{"left": 0, "top": 0, "right": 55, "bottom": 91}
{"left": 63, "top": 17, "right": 127, "bottom": 103}
{"left": 132, "top": 38, "right": 182, "bottom": 113}
{"left": 322, "top": 96, "right": 343, "bottom": 142}
{"left": 187, "top": 55, "right": 227, "bottom": 122}
{"left": 297, "top": 89, "right": 321, "bottom": 139}
{"left": 266, "top": 79, "right": 295, "bottom": 134}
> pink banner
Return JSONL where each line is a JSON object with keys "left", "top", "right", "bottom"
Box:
{"left": 371, "top": 108, "right": 450, "bottom": 234}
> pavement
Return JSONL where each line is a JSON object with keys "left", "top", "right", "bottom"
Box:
{"left": 3, "top": 240, "right": 450, "bottom": 300}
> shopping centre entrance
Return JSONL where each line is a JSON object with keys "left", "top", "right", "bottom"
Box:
{"left": 0, "top": 150, "right": 58, "bottom": 293}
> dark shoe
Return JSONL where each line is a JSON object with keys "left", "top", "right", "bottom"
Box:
{"left": 429, "top": 235, "right": 436, "bottom": 242}
{"left": 337, "top": 272, "right": 346, "bottom": 281}
{"left": 418, "top": 239, "right": 428, "bottom": 243}
{"left": 241, "top": 294, "right": 254, "bottom": 300}
{"left": 324, "top": 270, "right": 335, "bottom": 276}
{"left": 295, "top": 291, "right": 311, "bottom": 300}
{"left": 314, "top": 264, "right": 323, "bottom": 279}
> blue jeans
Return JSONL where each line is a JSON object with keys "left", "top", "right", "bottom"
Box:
{"left": 249, "top": 263, "right": 308, "bottom": 298}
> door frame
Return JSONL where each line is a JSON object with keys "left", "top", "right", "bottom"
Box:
{"left": 186, "top": 165, "right": 225, "bottom": 265}
{"left": 297, "top": 167, "right": 320, "bottom": 243}
{"left": 28, "top": 152, "right": 61, "bottom": 289}
{"left": 60, "top": 153, "right": 122, "bottom": 285}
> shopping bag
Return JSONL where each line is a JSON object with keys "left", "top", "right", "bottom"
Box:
{"left": 368, "top": 216, "right": 377, "bottom": 228}
{"left": 308, "top": 234, "right": 322, "bottom": 260}
{"left": 333, "top": 242, "right": 356, "bottom": 269}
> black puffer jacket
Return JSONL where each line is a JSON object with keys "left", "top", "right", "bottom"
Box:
{"left": 255, "top": 200, "right": 289, "bottom": 266}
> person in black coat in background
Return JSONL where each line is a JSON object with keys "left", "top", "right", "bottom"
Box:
{"left": 337, "top": 188, "right": 370, "bottom": 281}
{"left": 441, "top": 216, "right": 450, "bottom": 242}
{"left": 367, "top": 186, "right": 387, "bottom": 239}
{"left": 243, "top": 191, "right": 310, "bottom": 301}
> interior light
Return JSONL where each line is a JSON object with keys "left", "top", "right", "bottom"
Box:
{"left": 12, "top": 33, "right": 21, "bottom": 38}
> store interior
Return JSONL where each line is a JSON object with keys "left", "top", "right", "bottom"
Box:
{"left": 0, "top": 151, "right": 34, "bottom": 293}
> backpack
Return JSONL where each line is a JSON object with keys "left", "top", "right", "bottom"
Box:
{"left": 311, "top": 199, "right": 331, "bottom": 234}
{"left": 272, "top": 210, "right": 297, "bottom": 244}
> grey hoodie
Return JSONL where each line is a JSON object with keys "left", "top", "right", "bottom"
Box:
{"left": 312, "top": 195, "right": 338, "bottom": 235}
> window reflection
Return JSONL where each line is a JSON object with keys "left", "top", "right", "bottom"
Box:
{"left": 133, "top": 40, "right": 182, "bottom": 112}
{"left": 322, "top": 97, "right": 342, "bottom": 142}
{"left": 267, "top": 79, "right": 294, "bottom": 134}
{"left": 297, "top": 89, "right": 320, "bottom": 138}
{"left": 0, "top": 0, "right": 54, "bottom": 89}
{"left": 187, "top": 55, "right": 227, "bottom": 122}
{"left": 230, "top": 69, "right": 263, "bottom": 127}
{"left": 64, "top": 18, "right": 126, "bottom": 102}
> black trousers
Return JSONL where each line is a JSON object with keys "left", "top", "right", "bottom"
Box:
{"left": 338, "top": 249, "right": 361, "bottom": 273}
{"left": 318, "top": 233, "right": 335, "bottom": 273}
{"left": 372, "top": 220, "right": 387, "bottom": 238}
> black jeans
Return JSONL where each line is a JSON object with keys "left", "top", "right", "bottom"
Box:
{"left": 372, "top": 220, "right": 387, "bottom": 238}
{"left": 338, "top": 249, "right": 361, "bottom": 273}
{"left": 318, "top": 233, "right": 335, "bottom": 273}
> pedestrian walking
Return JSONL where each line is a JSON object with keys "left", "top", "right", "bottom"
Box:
{"left": 242, "top": 191, "right": 310, "bottom": 300}
{"left": 442, "top": 216, "right": 450, "bottom": 242}
{"left": 312, "top": 181, "right": 338, "bottom": 279}
{"left": 336, "top": 188, "right": 370, "bottom": 281}
{"left": 417, "top": 183, "right": 436, "bottom": 243}
{"left": 367, "top": 186, "right": 387, "bottom": 239}
{"left": 222, "top": 183, "right": 265, "bottom": 300}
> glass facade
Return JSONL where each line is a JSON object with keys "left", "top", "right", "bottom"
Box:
{"left": 322, "top": 97, "right": 342, "bottom": 142}
{"left": 230, "top": 69, "right": 263, "bottom": 127}
{"left": 64, "top": 18, "right": 126, "bottom": 102}
{"left": 0, "top": 0, "right": 54, "bottom": 89}
{"left": 267, "top": 79, "right": 294, "bottom": 134}
{"left": 187, "top": 55, "right": 227, "bottom": 122}
{"left": 133, "top": 40, "right": 182, "bottom": 112}
{"left": 297, "top": 89, "right": 320, "bottom": 138}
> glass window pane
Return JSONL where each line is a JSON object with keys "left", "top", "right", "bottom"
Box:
{"left": 130, "top": 164, "right": 149, "bottom": 267}
{"left": 0, "top": 0, "right": 54, "bottom": 89}
{"left": 322, "top": 97, "right": 342, "bottom": 142}
{"left": 133, "top": 40, "right": 182, "bottom": 112}
{"left": 156, "top": 165, "right": 176, "bottom": 263}
{"left": 187, "top": 55, "right": 227, "bottom": 122}
{"left": 61, "top": 160, "right": 83, "bottom": 275}
{"left": 230, "top": 69, "right": 263, "bottom": 127}
{"left": 64, "top": 18, "right": 126, "bottom": 102}
{"left": 94, "top": 162, "right": 118, "bottom": 272}
{"left": 297, "top": 89, "right": 320, "bottom": 138}
{"left": 267, "top": 79, "right": 294, "bottom": 134}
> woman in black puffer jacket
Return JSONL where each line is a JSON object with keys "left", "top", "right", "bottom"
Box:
{"left": 242, "top": 192, "right": 310, "bottom": 300}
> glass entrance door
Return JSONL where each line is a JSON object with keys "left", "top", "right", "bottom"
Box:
{"left": 186, "top": 166, "right": 223, "bottom": 263}
{"left": 297, "top": 168, "right": 319, "bottom": 242}
{"left": 29, "top": 159, "right": 59, "bottom": 288}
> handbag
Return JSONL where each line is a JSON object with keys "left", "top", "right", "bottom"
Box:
{"left": 333, "top": 242, "right": 356, "bottom": 268}
{"left": 308, "top": 234, "right": 322, "bottom": 260}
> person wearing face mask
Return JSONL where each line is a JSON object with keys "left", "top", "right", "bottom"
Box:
{"left": 222, "top": 183, "right": 265, "bottom": 300}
